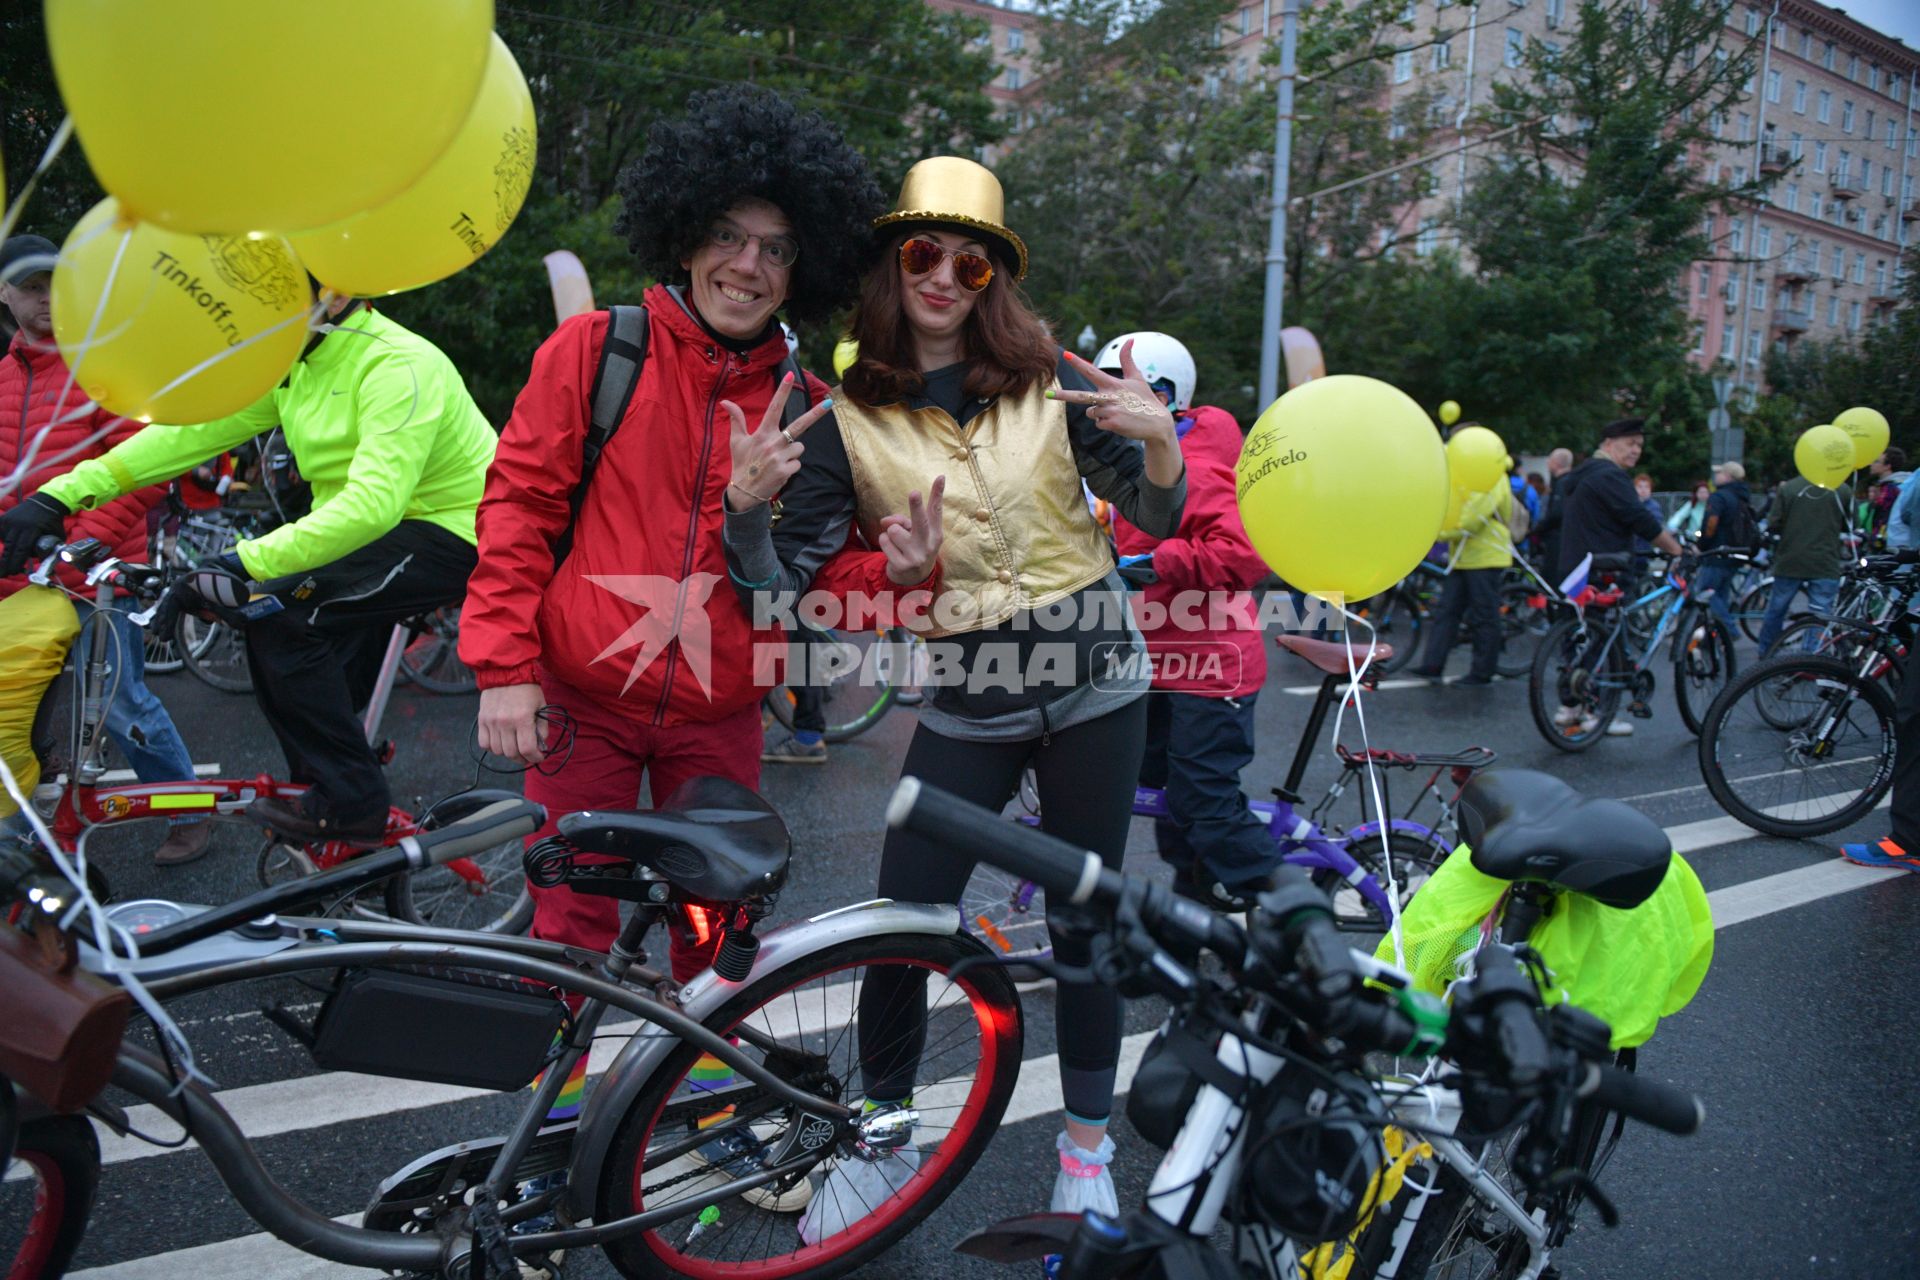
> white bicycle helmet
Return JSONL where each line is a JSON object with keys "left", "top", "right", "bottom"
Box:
{"left": 1093, "top": 331, "right": 1196, "bottom": 412}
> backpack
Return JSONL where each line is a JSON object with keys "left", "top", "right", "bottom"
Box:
{"left": 1504, "top": 481, "right": 1532, "bottom": 544}
{"left": 1715, "top": 490, "right": 1762, "bottom": 554}
{"left": 553, "top": 305, "right": 809, "bottom": 567}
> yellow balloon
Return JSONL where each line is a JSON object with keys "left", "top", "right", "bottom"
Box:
{"left": 1445, "top": 424, "right": 1507, "bottom": 493}
{"left": 52, "top": 199, "right": 310, "bottom": 424}
{"left": 832, "top": 336, "right": 860, "bottom": 379}
{"left": 1794, "top": 424, "right": 1857, "bottom": 490}
{"left": 291, "top": 36, "right": 535, "bottom": 297}
{"left": 47, "top": 0, "right": 493, "bottom": 233}
{"left": 1440, "top": 486, "right": 1466, "bottom": 535}
{"left": 1236, "top": 375, "right": 1448, "bottom": 602}
{"left": 1833, "top": 406, "right": 1890, "bottom": 470}
{"left": 1438, "top": 399, "right": 1461, "bottom": 426}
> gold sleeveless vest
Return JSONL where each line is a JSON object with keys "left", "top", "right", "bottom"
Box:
{"left": 832, "top": 379, "right": 1115, "bottom": 637}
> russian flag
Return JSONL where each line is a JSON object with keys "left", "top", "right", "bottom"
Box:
{"left": 1558, "top": 552, "right": 1593, "bottom": 599}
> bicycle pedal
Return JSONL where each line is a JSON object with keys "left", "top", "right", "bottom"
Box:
{"left": 1628, "top": 701, "right": 1652, "bottom": 719}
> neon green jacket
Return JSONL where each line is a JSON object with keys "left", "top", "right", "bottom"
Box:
{"left": 1441, "top": 484, "right": 1514, "bottom": 571}
{"left": 44, "top": 309, "right": 494, "bottom": 581}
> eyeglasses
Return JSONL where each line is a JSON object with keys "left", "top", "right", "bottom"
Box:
{"left": 706, "top": 222, "right": 800, "bottom": 271}
{"left": 898, "top": 237, "right": 994, "bottom": 293}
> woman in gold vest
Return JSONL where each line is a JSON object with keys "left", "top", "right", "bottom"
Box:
{"left": 723, "top": 157, "right": 1186, "bottom": 1236}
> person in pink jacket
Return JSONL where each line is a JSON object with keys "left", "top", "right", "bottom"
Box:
{"left": 1102, "top": 332, "right": 1274, "bottom": 911}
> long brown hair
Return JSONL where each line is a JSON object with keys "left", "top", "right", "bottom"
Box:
{"left": 840, "top": 229, "right": 1057, "bottom": 407}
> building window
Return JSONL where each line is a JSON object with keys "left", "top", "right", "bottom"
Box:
{"left": 1006, "top": 66, "right": 1021, "bottom": 90}
{"left": 1504, "top": 28, "right": 1523, "bottom": 67}
{"left": 1842, "top": 100, "right": 1854, "bottom": 132}
{"left": 1240, "top": 7, "right": 1252, "bottom": 36}
{"left": 1765, "top": 70, "right": 1780, "bottom": 103}
{"left": 1744, "top": 6, "right": 1760, "bottom": 35}
{"left": 1889, "top": 120, "right": 1900, "bottom": 149}
{"left": 1852, "top": 251, "right": 1866, "bottom": 283}
{"left": 1830, "top": 245, "right": 1844, "bottom": 278}
{"left": 1793, "top": 80, "right": 1807, "bottom": 113}
{"left": 1789, "top": 131, "right": 1803, "bottom": 159}
{"left": 1869, "top": 65, "right": 1880, "bottom": 92}
{"left": 1784, "top": 182, "right": 1799, "bottom": 211}
{"left": 1817, "top": 89, "right": 1831, "bottom": 123}
{"left": 1828, "top": 294, "right": 1840, "bottom": 324}
{"left": 1813, "top": 140, "right": 1827, "bottom": 172}
{"left": 1799, "top": 29, "right": 1812, "bottom": 58}
{"left": 1008, "top": 27, "right": 1024, "bottom": 51}
{"left": 1746, "top": 332, "right": 1762, "bottom": 363}
{"left": 1546, "top": 0, "right": 1562, "bottom": 27}
{"left": 1753, "top": 269, "right": 1767, "bottom": 308}
{"left": 1697, "top": 266, "right": 1711, "bottom": 295}
{"left": 1811, "top": 191, "right": 1825, "bottom": 220}
{"left": 1728, "top": 274, "right": 1742, "bottom": 307}
{"left": 1885, "top": 168, "right": 1896, "bottom": 197}
{"left": 1837, "top": 149, "right": 1850, "bottom": 181}
{"left": 1737, "top": 111, "right": 1751, "bottom": 141}
{"left": 1433, "top": 40, "right": 1452, "bottom": 70}
{"left": 1416, "top": 218, "right": 1440, "bottom": 257}
{"left": 1850, "top": 300, "right": 1861, "bottom": 331}
{"left": 1756, "top": 225, "right": 1772, "bottom": 255}
{"left": 1823, "top": 41, "right": 1835, "bottom": 71}
{"left": 1875, "top": 260, "right": 1889, "bottom": 292}
{"left": 1730, "top": 218, "right": 1745, "bottom": 254}
{"left": 1720, "top": 327, "right": 1735, "bottom": 359}
{"left": 1394, "top": 50, "right": 1414, "bottom": 83}
{"left": 1847, "top": 54, "right": 1858, "bottom": 82}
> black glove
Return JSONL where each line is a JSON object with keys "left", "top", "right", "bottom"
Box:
{"left": 149, "top": 553, "right": 252, "bottom": 637}
{"left": 1116, "top": 554, "right": 1158, "bottom": 588}
{"left": 0, "top": 492, "right": 71, "bottom": 577}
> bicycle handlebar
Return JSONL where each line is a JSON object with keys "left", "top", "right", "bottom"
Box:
{"left": 1581, "top": 1061, "right": 1704, "bottom": 1135}
{"left": 406, "top": 798, "right": 545, "bottom": 866}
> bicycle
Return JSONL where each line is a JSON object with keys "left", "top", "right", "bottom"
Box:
{"left": 1364, "top": 553, "right": 1541, "bottom": 681}
{"left": 397, "top": 602, "right": 479, "bottom": 694}
{"left": 891, "top": 769, "right": 1703, "bottom": 1280}
{"left": 2, "top": 777, "right": 1027, "bottom": 1279}
{"left": 760, "top": 623, "right": 919, "bottom": 742}
{"left": 18, "top": 537, "right": 532, "bottom": 935}
{"left": 1696, "top": 551, "right": 1916, "bottom": 839}
{"left": 1527, "top": 548, "right": 1743, "bottom": 750}
{"left": 964, "top": 633, "right": 1495, "bottom": 963}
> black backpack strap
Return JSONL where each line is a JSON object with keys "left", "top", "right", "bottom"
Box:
{"left": 777, "top": 349, "right": 811, "bottom": 427}
{"left": 555, "top": 305, "right": 648, "bottom": 568}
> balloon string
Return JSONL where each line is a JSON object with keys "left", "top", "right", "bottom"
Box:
{"left": 141, "top": 299, "right": 324, "bottom": 410}
{"left": 1326, "top": 601, "right": 1406, "bottom": 970}
{"left": 44, "top": 223, "right": 132, "bottom": 438}
{"left": 0, "top": 117, "right": 73, "bottom": 245}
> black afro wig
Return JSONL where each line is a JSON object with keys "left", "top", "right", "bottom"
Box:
{"left": 613, "top": 84, "right": 887, "bottom": 328}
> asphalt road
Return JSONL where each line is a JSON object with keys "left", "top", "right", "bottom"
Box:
{"left": 6, "top": 631, "right": 1916, "bottom": 1279}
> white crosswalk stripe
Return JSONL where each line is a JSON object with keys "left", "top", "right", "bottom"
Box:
{"left": 54, "top": 806, "right": 1914, "bottom": 1278}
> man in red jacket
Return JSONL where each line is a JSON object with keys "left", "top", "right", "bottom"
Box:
{"left": 0, "top": 234, "right": 209, "bottom": 864}
{"left": 1102, "top": 332, "right": 1273, "bottom": 911}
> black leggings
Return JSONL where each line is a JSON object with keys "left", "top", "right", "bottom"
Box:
{"left": 860, "top": 696, "right": 1147, "bottom": 1125}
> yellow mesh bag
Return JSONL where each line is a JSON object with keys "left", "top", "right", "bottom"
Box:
{"left": 1378, "top": 843, "right": 1714, "bottom": 1049}
{"left": 0, "top": 588, "right": 80, "bottom": 821}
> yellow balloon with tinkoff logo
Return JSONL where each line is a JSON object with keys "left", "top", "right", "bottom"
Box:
{"left": 1793, "top": 424, "right": 1857, "bottom": 490}
{"left": 52, "top": 199, "right": 310, "bottom": 424}
{"left": 291, "top": 35, "right": 536, "bottom": 297}
{"left": 1833, "top": 406, "right": 1890, "bottom": 470}
{"left": 1236, "top": 375, "right": 1449, "bottom": 602}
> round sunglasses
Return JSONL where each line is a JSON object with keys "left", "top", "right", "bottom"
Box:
{"left": 898, "top": 237, "right": 994, "bottom": 292}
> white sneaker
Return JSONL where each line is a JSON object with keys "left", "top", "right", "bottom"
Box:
{"left": 1552, "top": 704, "right": 1583, "bottom": 727}
{"left": 689, "top": 1126, "right": 815, "bottom": 1213}
{"left": 797, "top": 1145, "right": 922, "bottom": 1245}
{"left": 1606, "top": 717, "right": 1635, "bottom": 736}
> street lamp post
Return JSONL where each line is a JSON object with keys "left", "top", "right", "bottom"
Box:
{"left": 1256, "top": 0, "right": 1301, "bottom": 412}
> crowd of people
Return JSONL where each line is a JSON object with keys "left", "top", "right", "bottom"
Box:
{"left": 0, "top": 79, "right": 1911, "bottom": 1268}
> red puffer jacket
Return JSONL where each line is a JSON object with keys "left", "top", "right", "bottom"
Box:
{"left": 1, "top": 332, "right": 167, "bottom": 599}
{"left": 460, "top": 286, "right": 827, "bottom": 725}
{"left": 1112, "top": 405, "right": 1268, "bottom": 698}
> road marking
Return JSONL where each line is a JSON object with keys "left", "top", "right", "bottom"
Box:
{"left": 1667, "top": 795, "right": 1888, "bottom": 853}
{"left": 52, "top": 812, "right": 1918, "bottom": 1275}
{"left": 1281, "top": 679, "right": 1425, "bottom": 695}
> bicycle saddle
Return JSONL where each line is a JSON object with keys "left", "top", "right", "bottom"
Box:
{"left": 1588, "top": 552, "right": 1636, "bottom": 575}
{"left": 558, "top": 777, "right": 790, "bottom": 901}
{"left": 1276, "top": 634, "right": 1394, "bottom": 673}
{"left": 1458, "top": 770, "right": 1670, "bottom": 909}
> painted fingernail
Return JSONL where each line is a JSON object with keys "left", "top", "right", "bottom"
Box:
{"left": 821, "top": 397, "right": 834, "bottom": 409}
{"left": 1044, "top": 389, "right": 1056, "bottom": 399}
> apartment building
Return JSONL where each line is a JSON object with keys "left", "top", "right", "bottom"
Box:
{"left": 927, "top": 0, "right": 1042, "bottom": 135}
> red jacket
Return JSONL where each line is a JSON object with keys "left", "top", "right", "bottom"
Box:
{"left": 1, "top": 332, "right": 167, "bottom": 599}
{"left": 1112, "top": 405, "right": 1268, "bottom": 697}
{"left": 460, "top": 286, "right": 828, "bottom": 724}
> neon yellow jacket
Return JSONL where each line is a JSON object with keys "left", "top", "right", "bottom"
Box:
{"left": 1441, "top": 484, "right": 1514, "bottom": 571}
{"left": 44, "top": 309, "right": 494, "bottom": 581}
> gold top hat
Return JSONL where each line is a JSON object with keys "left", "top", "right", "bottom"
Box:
{"left": 873, "top": 156, "right": 1028, "bottom": 281}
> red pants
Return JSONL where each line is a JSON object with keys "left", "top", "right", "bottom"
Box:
{"left": 524, "top": 668, "right": 763, "bottom": 984}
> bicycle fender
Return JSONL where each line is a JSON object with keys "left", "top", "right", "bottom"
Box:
{"left": 565, "top": 898, "right": 960, "bottom": 1217}
{"left": 1346, "top": 818, "right": 1453, "bottom": 858}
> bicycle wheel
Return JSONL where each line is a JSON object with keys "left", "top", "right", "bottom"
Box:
{"left": 384, "top": 798, "right": 534, "bottom": 935}
{"left": 597, "top": 930, "right": 1022, "bottom": 1280}
{"left": 178, "top": 615, "right": 253, "bottom": 693}
{"left": 1672, "top": 611, "right": 1737, "bottom": 737}
{"left": 4, "top": 1114, "right": 101, "bottom": 1279}
{"left": 1312, "top": 830, "right": 1447, "bottom": 935}
{"left": 958, "top": 862, "right": 1049, "bottom": 965}
{"left": 396, "top": 605, "right": 477, "bottom": 695}
{"left": 1736, "top": 578, "right": 1771, "bottom": 645}
{"left": 1372, "top": 1134, "right": 1534, "bottom": 1280}
{"left": 1699, "top": 654, "right": 1896, "bottom": 838}
{"left": 1495, "top": 583, "right": 1550, "bottom": 679}
{"left": 1527, "top": 617, "right": 1622, "bottom": 753}
{"left": 1354, "top": 586, "right": 1421, "bottom": 674}
{"left": 762, "top": 627, "right": 903, "bottom": 743}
